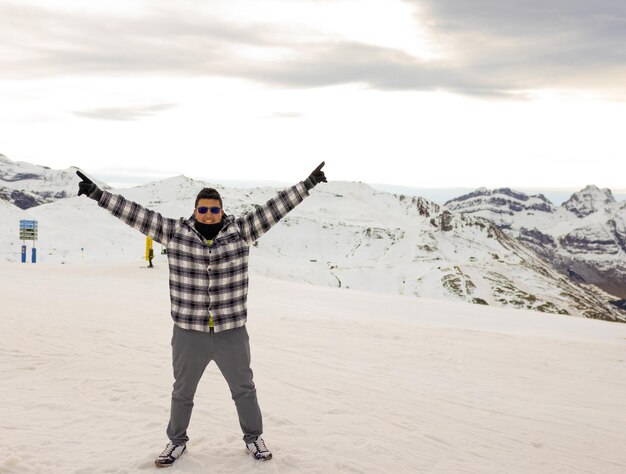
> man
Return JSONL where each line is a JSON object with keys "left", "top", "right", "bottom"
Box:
{"left": 76, "top": 163, "right": 326, "bottom": 467}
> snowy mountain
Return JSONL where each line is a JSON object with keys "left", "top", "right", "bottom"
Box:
{"left": 1, "top": 162, "right": 624, "bottom": 322}
{"left": 0, "top": 154, "right": 109, "bottom": 209}
{"left": 444, "top": 187, "right": 557, "bottom": 218}
{"left": 562, "top": 185, "right": 617, "bottom": 217}
{"left": 445, "top": 186, "right": 626, "bottom": 299}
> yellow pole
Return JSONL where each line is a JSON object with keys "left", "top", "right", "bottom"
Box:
{"left": 145, "top": 237, "right": 153, "bottom": 260}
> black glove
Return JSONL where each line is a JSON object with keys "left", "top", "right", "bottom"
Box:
{"left": 304, "top": 161, "right": 327, "bottom": 191}
{"left": 76, "top": 170, "right": 103, "bottom": 201}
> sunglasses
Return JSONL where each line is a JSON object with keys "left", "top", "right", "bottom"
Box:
{"left": 196, "top": 206, "right": 221, "bottom": 215}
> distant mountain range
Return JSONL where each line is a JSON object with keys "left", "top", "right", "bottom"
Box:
{"left": 445, "top": 187, "right": 626, "bottom": 299}
{"left": 1, "top": 153, "right": 624, "bottom": 322}
{"left": 0, "top": 154, "right": 111, "bottom": 208}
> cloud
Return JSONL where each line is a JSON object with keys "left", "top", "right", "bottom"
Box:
{"left": 1, "top": 0, "right": 625, "bottom": 98}
{"left": 0, "top": 2, "right": 268, "bottom": 78}
{"left": 263, "top": 112, "right": 306, "bottom": 119}
{"left": 412, "top": 0, "right": 626, "bottom": 94}
{"left": 73, "top": 103, "right": 176, "bottom": 121}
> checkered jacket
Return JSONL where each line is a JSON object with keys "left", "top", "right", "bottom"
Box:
{"left": 97, "top": 182, "right": 310, "bottom": 332}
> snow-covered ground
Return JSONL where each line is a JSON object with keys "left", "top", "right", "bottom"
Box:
{"left": 2, "top": 262, "right": 626, "bottom": 473}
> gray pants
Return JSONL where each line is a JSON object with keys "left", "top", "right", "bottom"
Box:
{"left": 167, "top": 324, "right": 263, "bottom": 445}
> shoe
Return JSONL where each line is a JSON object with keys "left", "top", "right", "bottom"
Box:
{"left": 155, "top": 442, "right": 186, "bottom": 468}
{"left": 246, "top": 437, "right": 273, "bottom": 461}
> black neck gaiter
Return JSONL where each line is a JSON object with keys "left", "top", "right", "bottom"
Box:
{"left": 194, "top": 220, "right": 224, "bottom": 241}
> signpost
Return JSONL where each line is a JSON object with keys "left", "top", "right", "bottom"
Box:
{"left": 19, "top": 220, "right": 38, "bottom": 263}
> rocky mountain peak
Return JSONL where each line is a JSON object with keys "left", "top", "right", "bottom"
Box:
{"left": 444, "top": 187, "right": 555, "bottom": 215}
{"left": 562, "top": 185, "right": 615, "bottom": 218}
{"left": 0, "top": 154, "right": 100, "bottom": 209}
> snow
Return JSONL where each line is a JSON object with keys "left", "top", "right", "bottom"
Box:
{"left": 0, "top": 156, "right": 108, "bottom": 196}
{"left": 2, "top": 177, "right": 624, "bottom": 321}
{"left": 443, "top": 187, "right": 626, "bottom": 303}
{"left": 2, "top": 261, "right": 626, "bottom": 473}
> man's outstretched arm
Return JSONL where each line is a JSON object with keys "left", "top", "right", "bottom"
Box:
{"left": 76, "top": 170, "right": 179, "bottom": 246}
{"left": 236, "top": 162, "right": 327, "bottom": 244}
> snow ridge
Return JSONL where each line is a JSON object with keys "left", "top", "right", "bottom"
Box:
{"left": 1, "top": 156, "right": 624, "bottom": 322}
{"left": 446, "top": 186, "right": 626, "bottom": 300}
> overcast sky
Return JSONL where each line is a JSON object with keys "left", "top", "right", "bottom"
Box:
{"left": 1, "top": 0, "right": 625, "bottom": 191}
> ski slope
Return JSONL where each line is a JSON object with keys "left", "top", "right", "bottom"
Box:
{"left": 1, "top": 262, "right": 626, "bottom": 473}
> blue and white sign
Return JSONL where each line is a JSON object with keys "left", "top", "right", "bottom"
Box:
{"left": 19, "top": 219, "right": 38, "bottom": 241}
{"left": 19, "top": 220, "right": 38, "bottom": 229}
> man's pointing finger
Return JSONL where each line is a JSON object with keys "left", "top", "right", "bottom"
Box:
{"left": 76, "top": 170, "right": 93, "bottom": 183}
{"left": 313, "top": 161, "right": 325, "bottom": 173}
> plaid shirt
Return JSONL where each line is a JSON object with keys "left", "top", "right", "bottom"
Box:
{"left": 98, "top": 182, "right": 310, "bottom": 332}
